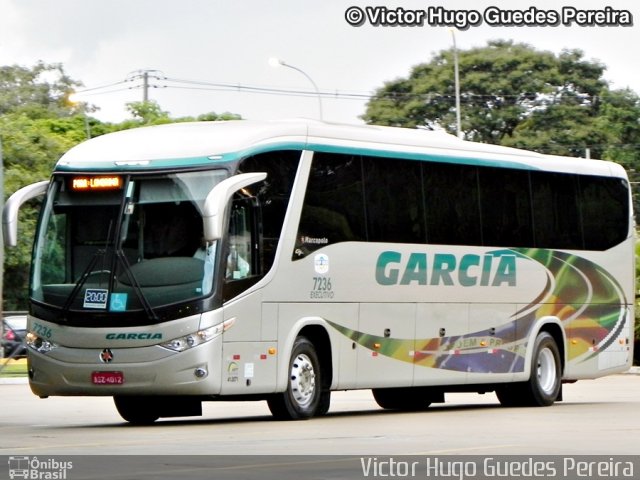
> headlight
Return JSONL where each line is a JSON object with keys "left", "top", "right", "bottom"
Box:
{"left": 160, "top": 324, "right": 223, "bottom": 352}
{"left": 26, "top": 332, "right": 58, "bottom": 354}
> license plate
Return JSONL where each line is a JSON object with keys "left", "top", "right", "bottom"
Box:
{"left": 91, "top": 371, "right": 124, "bottom": 385}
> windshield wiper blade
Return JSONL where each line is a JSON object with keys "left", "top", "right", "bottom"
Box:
{"left": 115, "top": 250, "right": 159, "bottom": 322}
{"left": 58, "top": 249, "right": 105, "bottom": 322}
{"left": 58, "top": 219, "right": 117, "bottom": 321}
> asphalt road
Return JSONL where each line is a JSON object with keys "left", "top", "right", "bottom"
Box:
{"left": 1, "top": 372, "right": 639, "bottom": 457}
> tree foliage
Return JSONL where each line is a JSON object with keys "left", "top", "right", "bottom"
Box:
{"left": 121, "top": 100, "right": 241, "bottom": 127}
{"left": 1, "top": 63, "right": 241, "bottom": 310}
{"left": 0, "top": 61, "right": 80, "bottom": 119}
{"left": 363, "top": 40, "right": 637, "bottom": 154}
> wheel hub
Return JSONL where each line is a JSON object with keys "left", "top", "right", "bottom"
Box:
{"left": 537, "top": 347, "right": 557, "bottom": 395}
{"left": 290, "top": 353, "right": 316, "bottom": 407}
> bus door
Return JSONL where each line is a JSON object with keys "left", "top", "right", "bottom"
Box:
{"left": 220, "top": 194, "right": 279, "bottom": 394}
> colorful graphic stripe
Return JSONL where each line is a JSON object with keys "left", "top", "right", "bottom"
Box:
{"left": 327, "top": 248, "right": 628, "bottom": 373}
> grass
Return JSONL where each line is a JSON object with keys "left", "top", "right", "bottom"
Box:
{"left": 0, "top": 358, "right": 27, "bottom": 377}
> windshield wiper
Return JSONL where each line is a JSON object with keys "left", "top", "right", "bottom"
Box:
{"left": 58, "top": 248, "right": 107, "bottom": 322}
{"left": 58, "top": 218, "right": 116, "bottom": 322}
{"left": 114, "top": 250, "right": 159, "bottom": 322}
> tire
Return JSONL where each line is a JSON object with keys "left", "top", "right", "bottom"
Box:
{"left": 316, "top": 390, "right": 332, "bottom": 416}
{"left": 496, "top": 331, "right": 561, "bottom": 407}
{"left": 267, "top": 336, "right": 324, "bottom": 420}
{"left": 495, "top": 383, "right": 526, "bottom": 407}
{"left": 372, "top": 387, "right": 433, "bottom": 411}
{"left": 114, "top": 396, "right": 160, "bottom": 425}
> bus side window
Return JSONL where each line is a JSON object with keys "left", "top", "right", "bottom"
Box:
{"left": 226, "top": 197, "right": 260, "bottom": 280}
{"left": 238, "top": 150, "right": 301, "bottom": 272}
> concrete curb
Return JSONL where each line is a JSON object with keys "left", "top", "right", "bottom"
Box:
{"left": 0, "top": 377, "right": 28, "bottom": 385}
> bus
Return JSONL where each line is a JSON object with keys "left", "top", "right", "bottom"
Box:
{"left": 3, "top": 119, "right": 634, "bottom": 424}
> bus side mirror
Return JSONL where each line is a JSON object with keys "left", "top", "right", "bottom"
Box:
{"left": 202, "top": 172, "right": 267, "bottom": 241}
{"left": 3, "top": 180, "right": 49, "bottom": 247}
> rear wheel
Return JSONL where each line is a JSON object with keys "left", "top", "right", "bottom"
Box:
{"left": 495, "top": 384, "right": 524, "bottom": 407}
{"left": 497, "top": 331, "right": 561, "bottom": 407}
{"left": 114, "top": 396, "right": 160, "bottom": 425}
{"left": 267, "top": 336, "right": 324, "bottom": 420}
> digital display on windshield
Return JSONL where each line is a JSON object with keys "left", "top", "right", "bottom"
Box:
{"left": 71, "top": 176, "right": 123, "bottom": 191}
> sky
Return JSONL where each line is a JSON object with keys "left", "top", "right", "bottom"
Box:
{"left": 0, "top": 0, "right": 638, "bottom": 124}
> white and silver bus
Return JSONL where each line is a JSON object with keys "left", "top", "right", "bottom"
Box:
{"left": 3, "top": 119, "right": 634, "bottom": 424}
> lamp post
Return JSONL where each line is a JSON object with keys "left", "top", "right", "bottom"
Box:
{"left": 269, "top": 58, "right": 323, "bottom": 121}
{"left": 67, "top": 93, "right": 91, "bottom": 140}
{"left": 450, "top": 30, "right": 462, "bottom": 139}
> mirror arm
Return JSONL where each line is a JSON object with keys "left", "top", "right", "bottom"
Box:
{"left": 202, "top": 172, "right": 267, "bottom": 241}
{"left": 3, "top": 180, "right": 49, "bottom": 247}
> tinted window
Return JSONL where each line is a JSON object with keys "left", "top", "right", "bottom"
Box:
{"left": 530, "top": 171, "right": 583, "bottom": 249}
{"left": 479, "top": 167, "right": 533, "bottom": 247}
{"left": 424, "top": 162, "right": 481, "bottom": 246}
{"left": 363, "top": 156, "right": 426, "bottom": 244}
{"left": 296, "top": 153, "right": 366, "bottom": 257}
{"left": 580, "top": 176, "right": 629, "bottom": 250}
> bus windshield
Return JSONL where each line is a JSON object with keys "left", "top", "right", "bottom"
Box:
{"left": 31, "top": 169, "right": 228, "bottom": 316}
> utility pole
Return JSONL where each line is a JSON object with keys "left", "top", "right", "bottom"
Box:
{"left": 126, "top": 70, "right": 164, "bottom": 102}
{"left": 142, "top": 70, "right": 149, "bottom": 102}
{"left": 450, "top": 29, "right": 462, "bottom": 139}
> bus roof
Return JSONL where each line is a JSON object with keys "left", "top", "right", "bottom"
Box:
{"left": 55, "top": 119, "right": 627, "bottom": 178}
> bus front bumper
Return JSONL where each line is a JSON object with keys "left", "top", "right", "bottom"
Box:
{"left": 26, "top": 341, "right": 223, "bottom": 397}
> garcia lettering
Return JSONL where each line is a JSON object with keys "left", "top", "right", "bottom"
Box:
{"left": 375, "top": 251, "right": 516, "bottom": 287}
{"left": 105, "top": 332, "right": 163, "bottom": 340}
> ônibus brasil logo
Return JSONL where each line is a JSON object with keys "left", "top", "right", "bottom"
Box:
{"left": 8, "top": 456, "right": 73, "bottom": 479}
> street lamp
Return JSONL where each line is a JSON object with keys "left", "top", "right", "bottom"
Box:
{"left": 450, "top": 30, "right": 462, "bottom": 139}
{"left": 268, "top": 57, "right": 323, "bottom": 121}
{"left": 67, "top": 92, "right": 91, "bottom": 140}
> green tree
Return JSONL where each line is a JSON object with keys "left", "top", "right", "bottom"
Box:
{"left": 0, "top": 61, "right": 80, "bottom": 119}
{"left": 122, "top": 100, "right": 241, "bottom": 127}
{"left": 125, "top": 100, "right": 171, "bottom": 125}
{"left": 363, "top": 40, "right": 609, "bottom": 148}
{"left": 195, "top": 111, "right": 242, "bottom": 122}
{"left": 1, "top": 114, "right": 85, "bottom": 310}
{"left": 597, "top": 88, "right": 640, "bottom": 165}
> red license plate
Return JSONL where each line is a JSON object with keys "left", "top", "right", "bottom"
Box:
{"left": 91, "top": 371, "right": 124, "bottom": 385}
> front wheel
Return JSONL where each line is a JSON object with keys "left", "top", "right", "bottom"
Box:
{"left": 114, "top": 396, "right": 160, "bottom": 425}
{"left": 267, "top": 336, "right": 325, "bottom": 420}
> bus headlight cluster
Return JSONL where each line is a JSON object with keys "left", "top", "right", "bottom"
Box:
{"left": 160, "top": 324, "right": 223, "bottom": 353}
{"left": 26, "top": 332, "right": 58, "bottom": 354}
